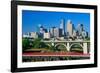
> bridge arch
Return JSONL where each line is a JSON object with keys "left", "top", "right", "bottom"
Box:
{"left": 55, "top": 43, "right": 68, "bottom": 51}
{"left": 69, "top": 43, "right": 83, "bottom": 52}
{"left": 45, "top": 43, "right": 52, "bottom": 48}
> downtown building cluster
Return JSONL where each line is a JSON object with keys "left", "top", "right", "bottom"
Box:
{"left": 23, "top": 19, "right": 89, "bottom": 41}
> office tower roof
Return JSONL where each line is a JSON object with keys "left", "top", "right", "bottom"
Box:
{"left": 67, "top": 19, "right": 72, "bottom": 24}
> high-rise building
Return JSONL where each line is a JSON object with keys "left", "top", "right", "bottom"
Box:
{"left": 66, "top": 20, "right": 73, "bottom": 37}
{"left": 77, "top": 24, "right": 84, "bottom": 36}
{"left": 38, "top": 25, "right": 47, "bottom": 38}
{"left": 23, "top": 32, "right": 38, "bottom": 38}
{"left": 73, "top": 30, "right": 77, "bottom": 37}
{"left": 54, "top": 28, "right": 62, "bottom": 38}
{"left": 30, "top": 32, "right": 38, "bottom": 38}
{"left": 39, "top": 26, "right": 44, "bottom": 33}
{"left": 43, "top": 28, "right": 47, "bottom": 33}
{"left": 43, "top": 32, "right": 51, "bottom": 39}
{"left": 82, "top": 31, "right": 88, "bottom": 38}
{"left": 60, "top": 19, "right": 65, "bottom": 36}
{"left": 50, "top": 27, "right": 56, "bottom": 38}
{"left": 53, "top": 28, "right": 57, "bottom": 37}
{"left": 23, "top": 34, "right": 30, "bottom": 38}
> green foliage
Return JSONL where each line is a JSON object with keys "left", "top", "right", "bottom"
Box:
{"left": 40, "top": 42, "right": 49, "bottom": 49}
{"left": 50, "top": 45, "right": 56, "bottom": 51}
{"left": 32, "top": 38, "right": 41, "bottom": 48}
{"left": 32, "top": 38, "right": 49, "bottom": 49}
{"left": 43, "top": 43, "right": 57, "bottom": 52}
{"left": 22, "top": 38, "right": 30, "bottom": 52}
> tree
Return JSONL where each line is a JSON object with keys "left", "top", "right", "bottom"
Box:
{"left": 32, "top": 38, "right": 41, "bottom": 48}
{"left": 32, "top": 38, "right": 50, "bottom": 49}
{"left": 22, "top": 38, "right": 30, "bottom": 52}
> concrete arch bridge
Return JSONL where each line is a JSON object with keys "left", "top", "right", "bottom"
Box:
{"left": 41, "top": 41, "right": 90, "bottom": 54}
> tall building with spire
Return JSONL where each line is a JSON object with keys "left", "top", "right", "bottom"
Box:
{"left": 66, "top": 20, "right": 73, "bottom": 37}
{"left": 60, "top": 19, "right": 65, "bottom": 36}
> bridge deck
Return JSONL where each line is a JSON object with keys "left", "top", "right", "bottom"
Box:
{"left": 23, "top": 52, "right": 90, "bottom": 57}
{"left": 42, "top": 41, "right": 90, "bottom": 43}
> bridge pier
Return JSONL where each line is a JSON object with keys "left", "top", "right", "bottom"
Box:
{"left": 67, "top": 43, "right": 70, "bottom": 51}
{"left": 83, "top": 43, "right": 88, "bottom": 54}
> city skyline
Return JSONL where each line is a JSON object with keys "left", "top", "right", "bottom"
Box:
{"left": 22, "top": 10, "right": 90, "bottom": 34}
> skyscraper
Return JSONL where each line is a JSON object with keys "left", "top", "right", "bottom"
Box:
{"left": 39, "top": 26, "right": 44, "bottom": 33}
{"left": 66, "top": 20, "right": 73, "bottom": 37}
{"left": 54, "top": 28, "right": 62, "bottom": 38}
{"left": 38, "top": 25, "right": 47, "bottom": 38}
{"left": 50, "top": 27, "right": 56, "bottom": 38}
{"left": 77, "top": 24, "right": 84, "bottom": 36}
{"left": 60, "top": 19, "right": 65, "bottom": 36}
{"left": 73, "top": 30, "right": 77, "bottom": 37}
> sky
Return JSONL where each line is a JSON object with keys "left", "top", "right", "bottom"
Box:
{"left": 22, "top": 10, "right": 90, "bottom": 34}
